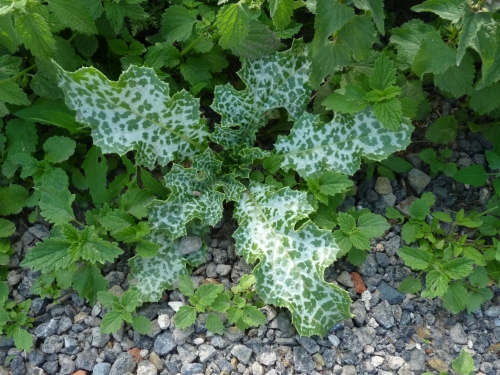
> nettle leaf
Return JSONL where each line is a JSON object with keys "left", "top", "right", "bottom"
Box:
{"left": 38, "top": 186, "right": 75, "bottom": 225}
{"left": 43, "top": 136, "right": 76, "bottom": 163}
{"left": 149, "top": 150, "right": 225, "bottom": 240}
{"left": 234, "top": 183, "right": 352, "bottom": 337}
{"left": 216, "top": 3, "right": 250, "bottom": 50}
{"left": 390, "top": 20, "right": 435, "bottom": 66}
{"left": 0, "top": 219, "right": 15, "bottom": 238}
{"left": 72, "top": 263, "right": 108, "bottom": 305}
{"left": 274, "top": 108, "right": 413, "bottom": 178}
{"left": 161, "top": 6, "right": 197, "bottom": 43}
{"left": 213, "top": 40, "right": 311, "bottom": 135}
{"left": 57, "top": 65, "right": 208, "bottom": 168}
{"left": 411, "top": 32, "right": 456, "bottom": 77}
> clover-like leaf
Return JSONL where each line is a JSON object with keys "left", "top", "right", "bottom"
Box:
{"left": 213, "top": 40, "right": 311, "bottom": 135}
{"left": 234, "top": 183, "right": 352, "bottom": 337}
{"left": 56, "top": 64, "right": 208, "bottom": 168}
{"left": 275, "top": 107, "right": 413, "bottom": 178}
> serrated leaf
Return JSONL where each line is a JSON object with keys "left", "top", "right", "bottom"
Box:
{"left": 178, "top": 275, "right": 194, "bottom": 297}
{"left": 452, "top": 349, "right": 475, "bottom": 375}
{"left": 401, "top": 222, "right": 423, "bottom": 244}
{"left": 117, "top": 188, "right": 154, "bottom": 219}
{"left": 372, "top": 98, "right": 403, "bottom": 131}
{"left": 11, "top": 327, "right": 32, "bottom": 352}
{"left": 411, "top": 32, "right": 456, "bottom": 77}
{"left": 242, "top": 305, "right": 266, "bottom": 326}
{"left": 322, "top": 84, "right": 367, "bottom": 114}
{"left": 57, "top": 64, "right": 208, "bottom": 168}
{"left": 196, "top": 283, "right": 223, "bottom": 307}
{"left": 411, "top": 0, "right": 466, "bottom": 22}
{"left": 20, "top": 238, "right": 72, "bottom": 273}
{"left": 100, "top": 210, "right": 135, "bottom": 233}
{"left": 71, "top": 226, "right": 123, "bottom": 264}
{"left": 0, "top": 80, "right": 30, "bottom": 106}
{"left": 15, "top": 11, "right": 55, "bottom": 58}
{"left": 161, "top": 6, "right": 197, "bottom": 43}
{"left": 349, "top": 230, "right": 370, "bottom": 250}
{"left": 398, "top": 246, "right": 433, "bottom": 270}
{"left": 213, "top": 40, "right": 310, "bottom": 135}
{"left": 211, "top": 293, "right": 231, "bottom": 313}
{"left": 337, "top": 212, "right": 356, "bottom": 233}
{"left": 456, "top": 7, "right": 493, "bottom": 66}
{"left": 409, "top": 198, "right": 431, "bottom": 221}
{"left": 175, "top": 305, "right": 197, "bottom": 329}
{"left": 312, "top": 0, "right": 354, "bottom": 54}
{"left": 101, "top": 310, "right": 124, "bottom": 334}
{"left": 98, "top": 291, "right": 120, "bottom": 309}
{"left": 38, "top": 186, "right": 75, "bottom": 225}
{"left": 0, "top": 184, "right": 28, "bottom": 215}
{"left": 0, "top": 219, "right": 15, "bottom": 238}
{"left": 434, "top": 52, "right": 474, "bottom": 97}
{"left": 121, "top": 290, "right": 140, "bottom": 312}
{"left": 104, "top": 1, "right": 125, "bottom": 32}
{"left": 149, "top": 150, "right": 224, "bottom": 240}
{"left": 338, "top": 13, "right": 376, "bottom": 62}
{"left": 380, "top": 155, "right": 413, "bottom": 173}
{"left": 398, "top": 278, "right": 422, "bottom": 293}
{"left": 422, "top": 270, "right": 449, "bottom": 298}
{"left": 135, "top": 240, "right": 159, "bottom": 258}
{"left": 180, "top": 57, "right": 212, "bottom": 85}
{"left": 217, "top": 3, "right": 249, "bottom": 49}
{"left": 229, "top": 20, "right": 281, "bottom": 60}
{"left": 72, "top": 263, "right": 108, "bottom": 305}
{"left": 466, "top": 287, "right": 493, "bottom": 314}
{"left": 469, "top": 82, "right": 500, "bottom": 115}
{"left": 432, "top": 212, "right": 452, "bottom": 223}
{"left": 353, "top": 0, "right": 385, "bottom": 34}
{"left": 43, "top": 136, "right": 76, "bottom": 163}
{"left": 357, "top": 212, "right": 390, "bottom": 238}
{"left": 274, "top": 107, "right": 413, "bottom": 178}
{"left": 48, "top": 0, "right": 97, "bottom": 35}
{"left": 390, "top": 20, "right": 435, "bottom": 65}
{"left": 453, "top": 165, "right": 487, "bottom": 187}
{"left": 234, "top": 183, "right": 351, "bottom": 337}
{"left": 82, "top": 145, "right": 108, "bottom": 204}
{"left": 463, "top": 247, "right": 485, "bottom": 266}
{"left": 310, "top": 42, "right": 351, "bottom": 88}
{"left": 442, "top": 281, "right": 468, "bottom": 314}
{"left": 425, "top": 116, "right": 457, "bottom": 144}
{"left": 469, "top": 266, "right": 489, "bottom": 288}
{"left": 132, "top": 315, "right": 152, "bottom": 334}
{"left": 206, "top": 313, "right": 225, "bottom": 334}
{"left": 370, "top": 54, "right": 396, "bottom": 91}
{"left": 0, "top": 15, "right": 19, "bottom": 53}
{"left": 269, "top": 0, "right": 294, "bottom": 30}
{"left": 443, "top": 257, "right": 474, "bottom": 280}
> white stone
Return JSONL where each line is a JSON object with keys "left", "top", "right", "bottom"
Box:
{"left": 193, "top": 337, "right": 204, "bottom": 345}
{"left": 387, "top": 356, "right": 405, "bottom": 370}
{"left": 140, "top": 349, "right": 149, "bottom": 358}
{"left": 137, "top": 360, "right": 157, "bottom": 375}
{"left": 168, "top": 302, "right": 183, "bottom": 312}
{"left": 328, "top": 335, "right": 340, "bottom": 347}
{"left": 371, "top": 356, "right": 384, "bottom": 367}
{"left": 158, "top": 314, "right": 171, "bottom": 329}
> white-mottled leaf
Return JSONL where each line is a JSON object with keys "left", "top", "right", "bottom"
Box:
{"left": 274, "top": 107, "right": 413, "bottom": 178}
{"left": 234, "top": 183, "right": 352, "bottom": 336}
{"left": 213, "top": 40, "right": 311, "bottom": 135}
{"left": 56, "top": 65, "right": 208, "bottom": 168}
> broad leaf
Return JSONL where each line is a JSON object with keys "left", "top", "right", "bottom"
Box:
{"left": 161, "top": 6, "right": 197, "bottom": 43}
{"left": 0, "top": 219, "right": 15, "bottom": 238}
{"left": 411, "top": 32, "right": 456, "bottom": 77}
{"left": 15, "top": 11, "right": 55, "bottom": 58}
{"left": 213, "top": 40, "right": 311, "bottom": 135}
{"left": 175, "top": 305, "right": 197, "bottom": 328}
{"left": 425, "top": 116, "right": 457, "bottom": 144}
{"left": 0, "top": 184, "right": 27, "bottom": 216}
{"left": 312, "top": 0, "right": 354, "bottom": 54}
{"left": 453, "top": 165, "right": 488, "bottom": 187}
{"left": 101, "top": 310, "right": 124, "bottom": 334}
{"left": 72, "top": 263, "right": 108, "bottom": 305}
{"left": 20, "top": 238, "right": 72, "bottom": 273}
{"left": 43, "top": 136, "right": 76, "bottom": 163}
{"left": 411, "top": 0, "right": 466, "bottom": 23}
{"left": 132, "top": 315, "right": 152, "bottom": 334}
{"left": 206, "top": 313, "right": 225, "bottom": 334}
{"left": 274, "top": 108, "right": 413, "bottom": 178}
{"left": 57, "top": 65, "right": 208, "bottom": 168}
{"left": 442, "top": 281, "right": 468, "bottom": 314}
{"left": 390, "top": 20, "right": 435, "bottom": 66}
{"left": 452, "top": 350, "right": 475, "bottom": 375}
{"left": 398, "top": 246, "right": 433, "bottom": 270}
{"left": 234, "top": 183, "right": 352, "bottom": 336}
{"left": 217, "top": 3, "right": 250, "bottom": 49}
{"left": 38, "top": 186, "right": 75, "bottom": 225}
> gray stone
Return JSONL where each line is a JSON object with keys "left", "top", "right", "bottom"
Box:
{"left": 358, "top": 254, "right": 378, "bottom": 277}
{"left": 42, "top": 361, "right": 57, "bottom": 374}
{"left": 224, "top": 326, "right": 245, "bottom": 342}
{"left": 408, "top": 169, "right": 431, "bottom": 195}
{"left": 137, "top": 360, "right": 157, "bottom": 375}
{"left": 396, "top": 196, "right": 417, "bottom": 217}
{"left": 34, "top": 319, "right": 58, "bottom": 339}
{"left": 75, "top": 348, "right": 98, "bottom": 371}
{"left": 251, "top": 361, "right": 264, "bottom": 375}
{"left": 180, "top": 363, "right": 204, "bottom": 375}
{"left": 158, "top": 314, "right": 170, "bottom": 330}
{"left": 58, "top": 354, "right": 75, "bottom": 375}
{"left": 457, "top": 156, "right": 473, "bottom": 168}
{"left": 109, "top": 353, "right": 136, "bottom": 375}
{"left": 215, "top": 264, "right": 232, "bottom": 276}
{"left": 105, "top": 271, "right": 125, "bottom": 287}
{"left": 293, "top": 347, "right": 315, "bottom": 373}
{"left": 28, "top": 350, "right": 44, "bottom": 366}
{"left": 231, "top": 344, "right": 252, "bottom": 364}
{"left": 210, "top": 335, "right": 228, "bottom": 348}
{"left": 56, "top": 317, "right": 72, "bottom": 335}
{"left": 177, "top": 345, "right": 197, "bottom": 364}
{"left": 379, "top": 192, "right": 397, "bottom": 208}
{"left": 341, "top": 365, "right": 357, "bottom": 375}
{"left": 61, "top": 335, "right": 78, "bottom": 354}
{"left": 257, "top": 347, "right": 276, "bottom": 366}
{"left": 179, "top": 236, "right": 202, "bottom": 255}
{"left": 28, "top": 298, "right": 45, "bottom": 314}
{"left": 375, "top": 253, "right": 390, "bottom": 267}
{"left": 28, "top": 224, "right": 49, "bottom": 239}
{"left": 84, "top": 316, "right": 101, "bottom": 327}
{"left": 93, "top": 362, "right": 112, "bottom": 375}
{"left": 405, "top": 349, "right": 425, "bottom": 371}
{"left": 485, "top": 305, "right": 500, "bottom": 317}
{"left": 378, "top": 282, "right": 405, "bottom": 304}
{"left": 450, "top": 324, "right": 467, "bottom": 344}
{"left": 387, "top": 356, "right": 405, "bottom": 370}
{"left": 337, "top": 271, "right": 354, "bottom": 288}
{"left": 26, "top": 366, "right": 44, "bottom": 375}
{"left": 375, "top": 177, "right": 392, "bottom": 195}
{"left": 92, "top": 327, "right": 110, "bottom": 348}
{"left": 384, "top": 236, "right": 401, "bottom": 257}
{"left": 10, "top": 356, "right": 25, "bottom": 375}
{"left": 351, "top": 300, "right": 366, "bottom": 326}
{"left": 296, "top": 336, "right": 320, "bottom": 354}
{"left": 41, "top": 335, "right": 64, "bottom": 354}
{"left": 366, "top": 189, "right": 379, "bottom": 203}
{"left": 198, "top": 344, "right": 216, "bottom": 363}
{"left": 154, "top": 332, "right": 176, "bottom": 355}
{"left": 173, "top": 326, "right": 193, "bottom": 345}
{"left": 373, "top": 301, "right": 395, "bottom": 329}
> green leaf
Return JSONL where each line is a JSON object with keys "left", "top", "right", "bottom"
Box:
{"left": 149, "top": 150, "right": 224, "bottom": 240}
{"left": 456, "top": 7, "right": 493, "bottom": 66}
{"left": 140, "top": 168, "right": 169, "bottom": 199}
{"left": 338, "top": 13, "right": 376, "bottom": 61}
{"left": 469, "top": 82, "right": 500, "bottom": 115}
{"left": 453, "top": 165, "right": 488, "bottom": 187}
{"left": 2, "top": 118, "right": 37, "bottom": 161}
{"left": 242, "top": 305, "right": 266, "bottom": 326}
{"left": 422, "top": 270, "right": 449, "bottom": 298}
{"left": 57, "top": 65, "right": 208, "bottom": 169}
{"left": 357, "top": 211, "right": 390, "bottom": 238}
{"left": 385, "top": 206, "right": 404, "bottom": 221}
{"left": 38, "top": 186, "right": 75, "bottom": 225}
{"left": 462, "top": 247, "right": 485, "bottom": 266}
{"left": 0, "top": 219, "right": 15, "bottom": 238}
{"left": 380, "top": 155, "right": 412, "bottom": 173}
{"left": 275, "top": 108, "right": 413, "bottom": 178}
{"left": 390, "top": 20, "right": 435, "bottom": 65}
{"left": 353, "top": 0, "right": 385, "bottom": 34}
{"left": 72, "top": 263, "right": 108, "bottom": 305}
{"left": 214, "top": 40, "right": 310, "bottom": 136}
{"left": 135, "top": 240, "right": 159, "bottom": 258}
{"left": 348, "top": 230, "right": 370, "bottom": 250}
{"left": 217, "top": 3, "right": 250, "bottom": 49}
{"left": 227, "top": 20, "right": 281, "bottom": 60}
{"left": 20, "top": 238, "right": 72, "bottom": 273}
{"left": 411, "top": 0, "right": 466, "bottom": 22}
{"left": 161, "top": 6, "right": 197, "bottom": 43}
{"left": 104, "top": 1, "right": 125, "bottom": 32}
{"left": 82, "top": 146, "right": 108, "bottom": 204}
{"left": 15, "top": 10, "right": 55, "bottom": 59}
{"left": 234, "top": 183, "right": 352, "bottom": 337}
{"left": 132, "top": 315, "right": 152, "bottom": 334}
{"left": 100, "top": 210, "right": 135, "bottom": 233}
{"left": 174, "top": 305, "right": 197, "bottom": 329}
{"left": 211, "top": 293, "right": 231, "bottom": 313}
{"left": 372, "top": 98, "right": 403, "bottom": 131}
{"left": 227, "top": 306, "right": 243, "bottom": 324}
{"left": 370, "top": 54, "right": 396, "bottom": 91}
{"left": 442, "top": 281, "right": 468, "bottom": 314}
{"left": 11, "top": 327, "right": 33, "bottom": 352}
{"left": 432, "top": 212, "right": 452, "bottom": 223}
{"left": 443, "top": 258, "right": 474, "bottom": 280}
{"left": 452, "top": 349, "right": 475, "bottom": 375}
{"left": 0, "top": 196, "right": 12, "bottom": 220}
{"left": 0, "top": 80, "right": 30, "bottom": 106}
{"left": 337, "top": 212, "right": 356, "bottom": 233}
{"left": 397, "top": 246, "right": 433, "bottom": 270}
{"left": 195, "top": 283, "right": 223, "bottom": 307}
{"left": 469, "top": 266, "right": 489, "bottom": 288}
{"left": 0, "top": 15, "right": 20, "bottom": 53}
{"left": 178, "top": 275, "right": 194, "bottom": 297}
{"left": 269, "top": 0, "right": 294, "bottom": 30}
{"left": 466, "top": 287, "right": 493, "bottom": 314}
{"left": 322, "top": 84, "right": 367, "bottom": 114}
{"left": 312, "top": 0, "right": 354, "bottom": 54}
{"left": 434, "top": 52, "right": 474, "bottom": 97}
{"left": 411, "top": 32, "right": 456, "bottom": 78}
{"left": 121, "top": 290, "right": 140, "bottom": 312}
{"left": 117, "top": 188, "right": 154, "bottom": 219}
{"left": 409, "top": 198, "right": 431, "bottom": 221}
{"left": 318, "top": 172, "right": 353, "bottom": 196}
{"left": 71, "top": 226, "right": 123, "bottom": 264}
{"left": 206, "top": 313, "right": 225, "bottom": 334}
{"left": 101, "top": 310, "right": 124, "bottom": 334}
{"left": 180, "top": 57, "right": 212, "bottom": 85}
{"left": 310, "top": 42, "right": 351, "bottom": 88}
{"left": 97, "top": 291, "right": 120, "bottom": 309}
{"left": 425, "top": 116, "right": 457, "bottom": 144}
{"left": 398, "top": 278, "right": 422, "bottom": 293}
{"left": 48, "top": 0, "right": 97, "bottom": 35}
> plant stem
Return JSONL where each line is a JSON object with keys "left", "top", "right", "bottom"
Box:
{"left": 180, "top": 36, "right": 203, "bottom": 56}
{"left": 8, "top": 64, "right": 37, "bottom": 81}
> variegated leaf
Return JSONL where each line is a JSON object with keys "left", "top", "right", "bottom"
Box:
{"left": 274, "top": 107, "right": 413, "bottom": 178}
{"left": 56, "top": 65, "right": 208, "bottom": 168}
{"left": 234, "top": 183, "right": 352, "bottom": 337}
{"left": 148, "top": 150, "right": 225, "bottom": 239}
{"left": 213, "top": 40, "right": 311, "bottom": 135}
{"left": 128, "top": 230, "right": 206, "bottom": 303}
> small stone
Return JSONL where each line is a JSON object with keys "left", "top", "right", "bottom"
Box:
{"left": 371, "top": 356, "right": 384, "bottom": 367}
{"left": 387, "top": 356, "right": 405, "bottom": 370}
{"left": 34, "top": 319, "right": 58, "bottom": 339}
{"left": 153, "top": 332, "right": 176, "bottom": 355}
{"left": 415, "top": 326, "right": 432, "bottom": 339}
{"left": 42, "top": 360, "right": 58, "bottom": 374}
{"left": 57, "top": 317, "right": 72, "bottom": 335}
{"left": 378, "top": 281, "right": 405, "bottom": 304}
{"left": 231, "top": 344, "right": 252, "bottom": 364}
{"left": 375, "top": 177, "right": 392, "bottom": 195}
{"left": 328, "top": 335, "right": 340, "bottom": 347}
{"left": 109, "top": 353, "right": 136, "bottom": 375}
{"left": 312, "top": 353, "right": 325, "bottom": 367}
{"left": 62, "top": 335, "right": 78, "bottom": 354}
{"left": 71, "top": 371, "right": 87, "bottom": 375}
{"left": 91, "top": 302, "right": 102, "bottom": 317}
{"left": 128, "top": 347, "right": 142, "bottom": 363}
{"left": 91, "top": 327, "right": 110, "bottom": 348}
{"left": 180, "top": 363, "right": 204, "bottom": 375}
{"left": 215, "top": 264, "right": 232, "bottom": 276}
{"left": 173, "top": 326, "right": 193, "bottom": 345}
{"left": 73, "top": 312, "right": 87, "bottom": 324}
{"left": 75, "top": 348, "right": 98, "bottom": 371}
{"left": 157, "top": 314, "right": 170, "bottom": 329}
{"left": 109, "top": 285, "right": 124, "bottom": 298}
{"left": 251, "top": 361, "right": 264, "bottom": 375}
{"left": 178, "top": 236, "right": 202, "bottom": 255}
{"left": 379, "top": 192, "right": 397, "bottom": 207}
{"left": 358, "top": 254, "right": 378, "bottom": 277}
{"left": 58, "top": 354, "right": 75, "bottom": 375}
{"left": 337, "top": 271, "right": 354, "bottom": 288}
{"left": 450, "top": 324, "right": 467, "bottom": 344}
{"left": 41, "top": 335, "right": 64, "bottom": 354}
{"left": 296, "top": 336, "right": 319, "bottom": 354}
{"left": 198, "top": 344, "right": 216, "bottom": 363}
{"left": 193, "top": 337, "right": 204, "bottom": 345}
{"left": 92, "top": 362, "right": 112, "bottom": 375}
{"left": 375, "top": 253, "right": 390, "bottom": 267}
{"left": 257, "top": 347, "right": 276, "bottom": 366}
{"left": 396, "top": 196, "right": 417, "bottom": 217}
{"left": 137, "top": 360, "right": 157, "bottom": 375}
{"left": 373, "top": 300, "right": 395, "bottom": 329}
{"left": 427, "top": 358, "right": 448, "bottom": 372}
{"left": 484, "top": 306, "right": 500, "bottom": 317}
{"left": 7, "top": 271, "right": 22, "bottom": 286}
{"left": 148, "top": 352, "right": 162, "bottom": 371}
{"left": 28, "top": 350, "right": 45, "bottom": 366}
{"left": 341, "top": 364, "right": 357, "bottom": 375}
{"left": 10, "top": 356, "right": 25, "bottom": 375}
{"left": 167, "top": 302, "right": 183, "bottom": 312}
{"left": 293, "top": 347, "right": 315, "bottom": 373}
{"left": 408, "top": 169, "right": 431, "bottom": 195}
{"left": 224, "top": 326, "right": 246, "bottom": 342}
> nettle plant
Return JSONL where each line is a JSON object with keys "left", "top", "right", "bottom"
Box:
{"left": 22, "top": 42, "right": 413, "bottom": 336}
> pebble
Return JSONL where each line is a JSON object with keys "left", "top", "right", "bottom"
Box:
{"left": 93, "top": 362, "right": 112, "bottom": 375}
{"left": 485, "top": 306, "right": 500, "bottom": 317}
{"left": 137, "top": 360, "right": 157, "bottom": 375}
{"left": 231, "top": 344, "right": 252, "bottom": 364}
{"left": 92, "top": 327, "right": 110, "bottom": 348}
{"left": 178, "top": 236, "right": 203, "bottom": 255}
{"left": 450, "top": 324, "right": 468, "bottom": 344}
{"left": 167, "top": 301, "right": 183, "bottom": 312}
{"left": 34, "top": 319, "right": 58, "bottom": 339}
{"left": 180, "top": 363, "right": 203, "bottom": 375}
{"left": 257, "top": 346, "right": 277, "bottom": 366}
{"left": 373, "top": 301, "right": 395, "bottom": 329}
{"left": 293, "top": 346, "right": 315, "bottom": 373}
{"left": 375, "top": 177, "right": 392, "bottom": 194}
{"left": 41, "top": 335, "right": 64, "bottom": 354}
{"left": 157, "top": 314, "right": 170, "bottom": 329}
{"left": 408, "top": 169, "right": 431, "bottom": 195}
{"left": 153, "top": 332, "right": 176, "bottom": 355}
{"left": 109, "top": 352, "right": 136, "bottom": 375}
{"left": 198, "top": 344, "right": 216, "bottom": 363}
{"left": 378, "top": 281, "right": 405, "bottom": 304}
{"left": 251, "top": 361, "right": 264, "bottom": 375}
{"left": 75, "top": 348, "right": 98, "bottom": 371}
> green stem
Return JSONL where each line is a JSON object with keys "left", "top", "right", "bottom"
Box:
{"left": 8, "top": 64, "right": 37, "bottom": 81}
{"left": 68, "top": 32, "right": 78, "bottom": 43}
{"left": 180, "top": 36, "right": 203, "bottom": 56}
